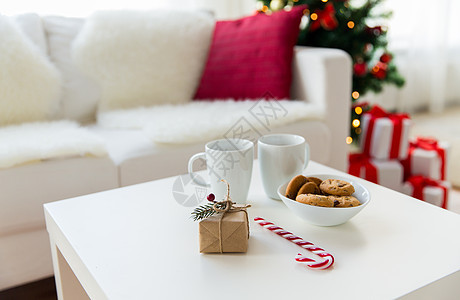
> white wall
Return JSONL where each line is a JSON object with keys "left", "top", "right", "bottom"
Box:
{"left": 369, "top": 0, "right": 460, "bottom": 113}
{"left": 1, "top": 0, "right": 255, "bottom": 18}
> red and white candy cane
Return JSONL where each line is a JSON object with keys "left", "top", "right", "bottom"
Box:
{"left": 254, "top": 217, "right": 334, "bottom": 270}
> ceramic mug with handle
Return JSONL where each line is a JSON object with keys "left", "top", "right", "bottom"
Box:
{"left": 188, "top": 138, "right": 254, "bottom": 204}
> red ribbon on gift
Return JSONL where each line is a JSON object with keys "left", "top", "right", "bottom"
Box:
{"left": 348, "top": 153, "right": 378, "bottom": 184}
{"left": 403, "top": 137, "right": 446, "bottom": 181}
{"left": 407, "top": 175, "right": 448, "bottom": 209}
{"left": 362, "top": 105, "right": 410, "bottom": 159}
{"left": 310, "top": 3, "right": 339, "bottom": 32}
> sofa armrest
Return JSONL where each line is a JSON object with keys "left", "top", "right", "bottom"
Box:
{"left": 290, "top": 46, "right": 352, "bottom": 171}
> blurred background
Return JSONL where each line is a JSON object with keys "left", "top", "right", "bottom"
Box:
{"left": 3, "top": 0, "right": 459, "bottom": 114}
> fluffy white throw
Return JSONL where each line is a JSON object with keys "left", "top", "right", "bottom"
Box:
{"left": 0, "top": 15, "right": 61, "bottom": 126}
{"left": 98, "top": 100, "right": 324, "bottom": 144}
{"left": 72, "top": 9, "right": 215, "bottom": 111}
{"left": 0, "top": 121, "right": 107, "bottom": 168}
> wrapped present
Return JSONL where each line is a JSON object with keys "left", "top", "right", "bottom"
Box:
{"left": 401, "top": 175, "right": 450, "bottom": 209}
{"left": 348, "top": 153, "right": 403, "bottom": 191}
{"left": 195, "top": 180, "right": 250, "bottom": 253}
{"left": 401, "top": 137, "right": 449, "bottom": 181}
{"left": 360, "top": 105, "right": 411, "bottom": 160}
{"left": 199, "top": 209, "right": 249, "bottom": 253}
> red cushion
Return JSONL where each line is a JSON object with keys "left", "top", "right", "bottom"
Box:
{"left": 194, "top": 6, "right": 306, "bottom": 100}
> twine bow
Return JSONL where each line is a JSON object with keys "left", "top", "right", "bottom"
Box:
{"left": 214, "top": 179, "right": 251, "bottom": 253}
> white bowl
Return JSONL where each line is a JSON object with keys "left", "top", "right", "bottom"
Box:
{"left": 277, "top": 174, "right": 371, "bottom": 226}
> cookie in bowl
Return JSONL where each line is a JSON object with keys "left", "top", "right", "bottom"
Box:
{"left": 278, "top": 174, "right": 370, "bottom": 226}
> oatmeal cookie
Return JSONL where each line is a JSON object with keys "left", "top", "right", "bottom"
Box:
{"left": 296, "top": 194, "right": 334, "bottom": 207}
{"left": 285, "top": 175, "right": 308, "bottom": 200}
{"left": 328, "top": 195, "right": 361, "bottom": 207}
{"left": 320, "top": 179, "right": 355, "bottom": 196}
{"left": 297, "top": 181, "right": 321, "bottom": 196}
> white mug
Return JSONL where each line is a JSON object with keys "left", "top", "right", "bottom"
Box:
{"left": 188, "top": 139, "right": 254, "bottom": 204}
{"left": 258, "top": 134, "right": 310, "bottom": 199}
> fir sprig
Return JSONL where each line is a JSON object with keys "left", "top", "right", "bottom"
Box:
{"left": 191, "top": 201, "right": 228, "bottom": 221}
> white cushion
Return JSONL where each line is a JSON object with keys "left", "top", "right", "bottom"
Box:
{"left": 13, "top": 13, "right": 47, "bottom": 55}
{"left": 0, "top": 15, "right": 61, "bottom": 126}
{"left": 87, "top": 126, "right": 159, "bottom": 165}
{"left": 87, "top": 126, "right": 204, "bottom": 186}
{"left": 0, "top": 121, "right": 107, "bottom": 169}
{"left": 72, "top": 9, "right": 215, "bottom": 111}
{"left": 42, "top": 16, "right": 101, "bottom": 122}
{"left": 89, "top": 118, "right": 331, "bottom": 186}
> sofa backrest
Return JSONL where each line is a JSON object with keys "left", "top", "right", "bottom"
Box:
{"left": 43, "top": 16, "right": 101, "bottom": 123}
{"left": 24, "top": 12, "right": 214, "bottom": 124}
{"left": 13, "top": 13, "right": 48, "bottom": 56}
{"left": 5, "top": 14, "right": 99, "bottom": 124}
{"left": 71, "top": 10, "right": 214, "bottom": 113}
{"left": 0, "top": 14, "right": 61, "bottom": 126}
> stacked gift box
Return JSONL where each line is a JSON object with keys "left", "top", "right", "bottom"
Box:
{"left": 400, "top": 138, "right": 450, "bottom": 208}
{"left": 348, "top": 105, "right": 450, "bottom": 209}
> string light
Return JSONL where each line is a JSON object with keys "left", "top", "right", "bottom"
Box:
{"left": 372, "top": 65, "right": 380, "bottom": 72}
{"left": 355, "top": 106, "right": 363, "bottom": 115}
{"left": 352, "top": 119, "right": 360, "bottom": 127}
{"left": 352, "top": 91, "right": 360, "bottom": 99}
{"left": 322, "top": 0, "right": 328, "bottom": 2}
{"left": 355, "top": 128, "right": 362, "bottom": 134}
{"left": 311, "top": 13, "right": 318, "bottom": 21}
{"left": 347, "top": 21, "right": 355, "bottom": 29}
{"left": 346, "top": 137, "right": 353, "bottom": 144}
{"left": 262, "top": 5, "right": 269, "bottom": 12}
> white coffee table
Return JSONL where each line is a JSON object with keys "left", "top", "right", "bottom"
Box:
{"left": 44, "top": 161, "right": 460, "bottom": 300}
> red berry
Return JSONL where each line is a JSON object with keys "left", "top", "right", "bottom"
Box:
{"left": 207, "top": 193, "right": 215, "bottom": 202}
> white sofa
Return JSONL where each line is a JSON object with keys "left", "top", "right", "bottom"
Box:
{"left": 0, "top": 12, "right": 351, "bottom": 290}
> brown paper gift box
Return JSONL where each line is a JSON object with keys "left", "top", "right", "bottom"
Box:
{"left": 199, "top": 210, "right": 249, "bottom": 253}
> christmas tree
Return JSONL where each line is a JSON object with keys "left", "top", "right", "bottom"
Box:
{"left": 258, "top": 0, "right": 405, "bottom": 143}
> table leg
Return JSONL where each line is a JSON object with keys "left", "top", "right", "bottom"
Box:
{"left": 49, "top": 238, "right": 89, "bottom": 300}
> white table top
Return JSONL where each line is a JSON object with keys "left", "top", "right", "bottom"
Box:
{"left": 44, "top": 161, "right": 460, "bottom": 300}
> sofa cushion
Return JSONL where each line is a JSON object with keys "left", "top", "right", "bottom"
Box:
{"left": 86, "top": 126, "right": 160, "bottom": 165}
{"left": 0, "top": 121, "right": 107, "bottom": 169}
{"left": 42, "top": 16, "right": 101, "bottom": 123}
{"left": 0, "top": 229, "right": 54, "bottom": 291}
{"left": 0, "top": 156, "right": 118, "bottom": 236}
{"left": 89, "top": 120, "right": 330, "bottom": 186}
{"left": 97, "top": 100, "right": 324, "bottom": 144}
{"left": 13, "top": 13, "right": 47, "bottom": 55}
{"left": 0, "top": 15, "right": 61, "bottom": 126}
{"left": 72, "top": 10, "right": 215, "bottom": 111}
{"left": 194, "top": 6, "right": 305, "bottom": 100}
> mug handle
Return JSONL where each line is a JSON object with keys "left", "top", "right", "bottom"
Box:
{"left": 304, "top": 142, "right": 311, "bottom": 170}
{"left": 188, "top": 152, "right": 211, "bottom": 187}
